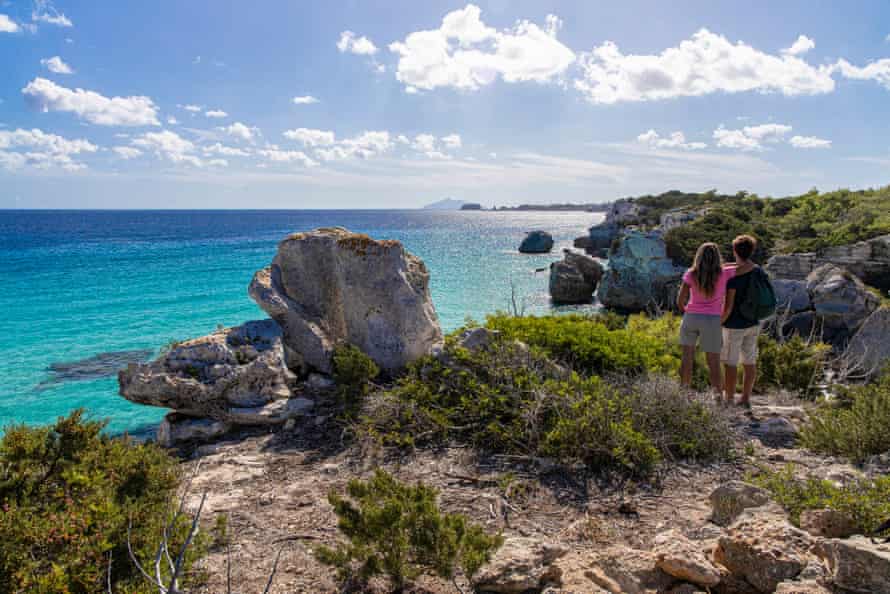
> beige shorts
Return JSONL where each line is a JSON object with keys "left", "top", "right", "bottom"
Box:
{"left": 679, "top": 314, "right": 723, "bottom": 353}
{"left": 721, "top": 325, "right": 761, "bottom": 366}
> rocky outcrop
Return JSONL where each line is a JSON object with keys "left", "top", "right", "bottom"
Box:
{"left": 799, "top": 509, "right": 858, "bottom": 539}
{"left": 585, "top": 223, "right": 620, "bottom": 257}
{"left": 817, "top": 536, "right": 890, "bottom": 593}
{"left": 659, "top": 208, "right": 705, "bottom": 232}
{"left": 552, "top": 547, "right": 677, "bottom": 594}
{"left": 652, "top": 530, "right": 721, "bottom": 587}
{"left": 773, "top": 279, "right": 812, "bottom": 314}
{"left": 766, "top": 234, "right": 890, "bottom": 291}
{"left": 806, "top": 264, "right": 879, "bottom": 342}
{"left": 605, "top": 198, "right": 644, "bottom": 225}
{"left": 709, "top": 481, "right": 774, "bottom": 527}
{"left": 549, "top": 250, "right": 604, "bottom": 304}
{"left": 474, "top": 537, "right": 567, "bottom": 593}
{"left": 518, "top": 230, "right": 555, "bottom": 253}
{"left": 846, "top": 308, "right": 890, "bottom": 379}
{"left": 597, "top": 230, "right": 685, "bottom": 312}
{"left": 119, "top": 320, "right": 300, "bottom": 431}
{"left": 249, "top": 227, "right": 442, "bottom": 374}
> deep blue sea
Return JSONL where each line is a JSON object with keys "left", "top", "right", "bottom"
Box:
{"left": 1, "top": 209, "right": 604, "bottom": 437}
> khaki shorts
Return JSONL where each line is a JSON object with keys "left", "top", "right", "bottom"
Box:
{"left": 722, "top": 325, "right": 761, "bottom": 366}
{"left": 679, "top": 314, "right": 723, "bottom": 353}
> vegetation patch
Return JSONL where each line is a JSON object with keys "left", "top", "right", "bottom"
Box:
{"left": 801, "top": 372, "right": 890, "bottom": 463}
{"left": 750, "top": 465, "right": 890, "bottom": 537}
{"left": 756, "top": 335, "right": 830, "bottom": 398}
{"left": 315, "top": 469, "right": 502, "bottom": 591}
{"left": 0, "top": 411, "right": 204, "bottom": 593}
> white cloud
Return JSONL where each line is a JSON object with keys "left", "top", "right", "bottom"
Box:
{"left": 388, "top": 4, "right": 575, "bottom": 92}
{"left": 180, "top": 104, "right": 202, "bottom": 113}
{"left": 257, "top": 148, "right": 317, "bottom": 167}
{"left": 219, "top": 122, "right": 259, "bottom": 142}
{"left": 40, "top": 55, "right": 73, "bottom": 74}
{"left": 713, "top": 123, "right": 792, "bottom": 151}
{"left": 0, "top": 14, "right": 20, "bottom": 33}
{"left": 31, "top": 0, "right": 72, "bottom": 27}
{"left": 202, "top": 142, "right": 250, "bottom": 157}
{"left": 789, "top": 135, "right": 831, "bottom": 149}
{"left": 112, "top": 146, "right": 142, "bottom": 159}
{"left": 167, "top": 116, "right": 178, "bottom": 125}
{"left": 783, "top": 35, "right": 815, "bottom": 56}
{"left": 283, "top": 128, "right": 336, "bottom": 146}
{"left": 292, "top": 95, "right": 319, "bottom": 105}
{"left": 833, "top": 58, "right": 890, "bottom": 89}
{"left": 207, "top": 158, "right": 228, "bottom": 167}
{"left": 575, "top": 29, "right": 835, "bottom": 103}
{"left": 637, "top": 129, "right": 706, "bottom": 150}
{"left": 441, "top": 133, "right": 462, "bottom": 149}
{"left": 337, "top": 30, "right": 378, "bottom": 55}
{"left": 204, "top": 109, "right": 228, "bottom": 118}
{"left": 412, "top": 133, "right": 436, "bottom": 153}
{"left": 22, "top": 78, "right": 159, "bottom": 126}
{"left": 132, "top": 129, "right": 203, "bottom": 166}
{"left": 0, "top": 127, "right": 97, "bottom": 171}
{"left": 315, "top": 130, "right": 393, "bottom": 161}
{"left": 395, "top": 134, "right": 410, "bottom": 144}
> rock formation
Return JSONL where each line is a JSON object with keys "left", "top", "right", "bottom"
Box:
{"left": 596, "top": 230, "right": 685, "bottom": 312}
{"left": 518, "top": 230, "right": 554, "bottom": 253}
{"left": 766, "top": 234, "right": 890, "bottom": 291}
{"left": 549, "top": 250, "right": 604, "bottom": 304}
{"left": 806, "top": 264, "right": 879, "bottom": 343}
{"left": 846, "top": 308, "right": 890, "bottom": 378}
{"left": 249, "top": 227, "right": 442, "bottom": 374}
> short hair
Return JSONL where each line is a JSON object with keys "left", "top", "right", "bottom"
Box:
{"left": 733, "top": 234, "right": 757, "bottom": 260}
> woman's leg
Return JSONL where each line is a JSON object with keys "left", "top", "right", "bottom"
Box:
{"left": 680, "top": 345, "right": 696, "bottom": 387}
{"left": 706, "top": 352, "right": 723, "bottom": 394}
{"left": 724, "top": 364, "right": 738, "bottom": 403}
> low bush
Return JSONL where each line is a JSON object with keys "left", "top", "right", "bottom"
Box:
{"left": 800, "top": 374, "right": 890, "bottom": 463}
{"left": 749, "top": 465, "right": 890, "bottom": 537}
{"left": 0, "top": 410, "right": 203, "bottom": 593}
{"left": 315, "top": 470, "right": 502, "bottom": 591}
{"left": 360, "top": 333, "right": 732, "bottom": 477}
{"left": 664, "top": 206, "right": 775, "bottom": 266}
{"left": 333, "top": 344, "right": 380, "bottom": 405}
{"left": 756, "top": 335, "right": 829, "bottom": 397}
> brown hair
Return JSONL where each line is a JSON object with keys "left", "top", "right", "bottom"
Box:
{"left": 690, "top": 242, "right": 723, "bottom": 297}
{"left": 733, "top": 234, "right": 757, "bottom": 261}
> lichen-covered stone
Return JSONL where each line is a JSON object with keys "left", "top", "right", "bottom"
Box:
{"left": 249, "top": 227, "right": 442, "bottom": 374}
{"left": 597, "top": 230, "right": 685, "bottom": 312}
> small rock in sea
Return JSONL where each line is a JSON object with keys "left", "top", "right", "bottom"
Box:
{"left": 518, "top": 230, "right": 554, "bottom": 253}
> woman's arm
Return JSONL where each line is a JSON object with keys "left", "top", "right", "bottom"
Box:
{"left": 677, "top": 282, "right": 690, "bottom": 313}
{"left": 722, "top": 288, "right": 736, "bottom": 323}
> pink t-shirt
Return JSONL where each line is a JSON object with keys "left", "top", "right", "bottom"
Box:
{"left": 682, "top": 266, "right": 736, "bottom": 316}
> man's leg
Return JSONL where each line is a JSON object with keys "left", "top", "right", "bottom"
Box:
{"left": 724, "top": 364, "right": 738, "bottom": 403}
{"left": 740, "top": 364, "right": 756, "bottom": 405}
{"left": 738, "top": 327, "right": 759, "bottom": 405}
{"left": 680, "top": 345, "right": 695, "bottom": 387}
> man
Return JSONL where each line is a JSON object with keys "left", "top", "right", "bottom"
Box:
{"left": 721, "top": 235, "right": 761, "bottom": 407}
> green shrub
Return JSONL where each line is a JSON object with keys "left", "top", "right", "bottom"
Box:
{"left": 0, "top": 410, "right": 203, "bottom": 593}
{"left": 749, "top": 465, "right": 890, "bottom": 536}
{"left": 801, "top": 374, "right": 890, "bottom": 462}
{"left": 333, "top": 344, "right": 380, "bottom": 403}
{"left": 664, "top": 206, "right": 774, "bottom": 266}
{"left": 756, "top": 335, "right": 829, "bottom": 397}
{"left": 360, "top": 331, "right": 732, "bottom": 477}
{"left": 315, "top": 470, "right": 502, "bottom": 590}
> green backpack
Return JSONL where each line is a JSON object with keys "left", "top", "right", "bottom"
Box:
{"left": 739, "top": 267, "right": 777, "bottom": 322}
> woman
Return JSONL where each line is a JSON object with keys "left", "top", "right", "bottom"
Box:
{"left": 677, "top": 242, "right": 736, "bottom": 395}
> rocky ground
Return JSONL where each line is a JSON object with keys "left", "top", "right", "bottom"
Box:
{"left": 179, "top": 391, "right": 885, "bottom": 594}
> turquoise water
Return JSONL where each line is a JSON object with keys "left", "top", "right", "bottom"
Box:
{"left": 2, "top": 210, "right": 603, "bottom": 436}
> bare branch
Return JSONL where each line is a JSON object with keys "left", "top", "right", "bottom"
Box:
{"left": 261, "top": 545, "right": 285, "bottom": 594}
{"left": 169, "top": 492, "right": 207, "bottom": 592}
{"left": 106, "top": 550, "right": 113, "bottom": 594}
{"left": 127, "top": 520, "right": 168, "bottom": 593}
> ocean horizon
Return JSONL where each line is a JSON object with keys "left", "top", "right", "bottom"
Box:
{"left": 2, "top": 208, "right": 604, "bottom": 437}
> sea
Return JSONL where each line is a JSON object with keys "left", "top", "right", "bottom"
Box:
{"left": 1, "top": 209, "right": 604, "bottom": 437}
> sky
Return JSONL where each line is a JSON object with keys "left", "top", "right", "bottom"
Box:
{"left": 2, "top": 0, "right": 890, "bottom": 209}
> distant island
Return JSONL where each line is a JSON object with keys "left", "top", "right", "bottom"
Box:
{"left": 495, "top": 202, "right": 612, "bottom": 212}
{"left": 422, "top": 198, "right": 467, "bottom": 210}
{"left": 459, "top": 202, "right": 482, "bottom": 210}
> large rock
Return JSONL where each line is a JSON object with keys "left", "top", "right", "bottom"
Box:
{"left": 799, "top": 508, "right": 858, "bottom": 539}
{"left": 597, "top": 230, "right": 685, "bottom": 312}
{"left": 157, "top": 413, "right": 231, "bottom": 448}
{"left": 767, "top": 235, "right": 890, "bottom": 291}
{"left": 549, "top": 250, "right": 604, "bottom": 304}
{"left": 552, "top": 546, "right": 677, "bottom": 594}
{"left": 587, "top": 222, "right": 621, "bottom": 257}
{"left": 119, "top": 320, "right": 301, "bottom": 428}
{"left": 714, "top": 508, "right": 815, "bottom": 593}
{"left": 474, "top": 537, "right": 567, "bottom": 593}
{"left": 605, "top": 198, "right": 644, "bottom": 225}
{"left": 652, "top": 529, "right": 721, "bottom": 587}
{"left": 709, "top": 481, "right": 774, "bottom": 527}
{"left": 249, "top": 228, "right": 442, "bottom": 374}
{"left": 846, "top": 308, "right": 890, "bottom": 379}
{"left": 518, "top": 230, "right": 554, "bottom": 253}
{"left": 772, "top": 279, "right": 812, "bottom": 314}
{"left": 806, "top": 264, "right": 879, "bottom": 341}
{"left": 817, "top": 536, "right": 890, "bottom": 593}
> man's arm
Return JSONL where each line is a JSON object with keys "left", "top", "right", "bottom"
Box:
{"left": 722, "top": 288, "right": 736, "bottom": 324}
{"left": 677, "top": 283, "right": 690, "bottom": 313}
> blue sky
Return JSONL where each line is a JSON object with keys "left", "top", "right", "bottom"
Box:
{"left": 2, "top": 0, "right": 890, "bottom": 209}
